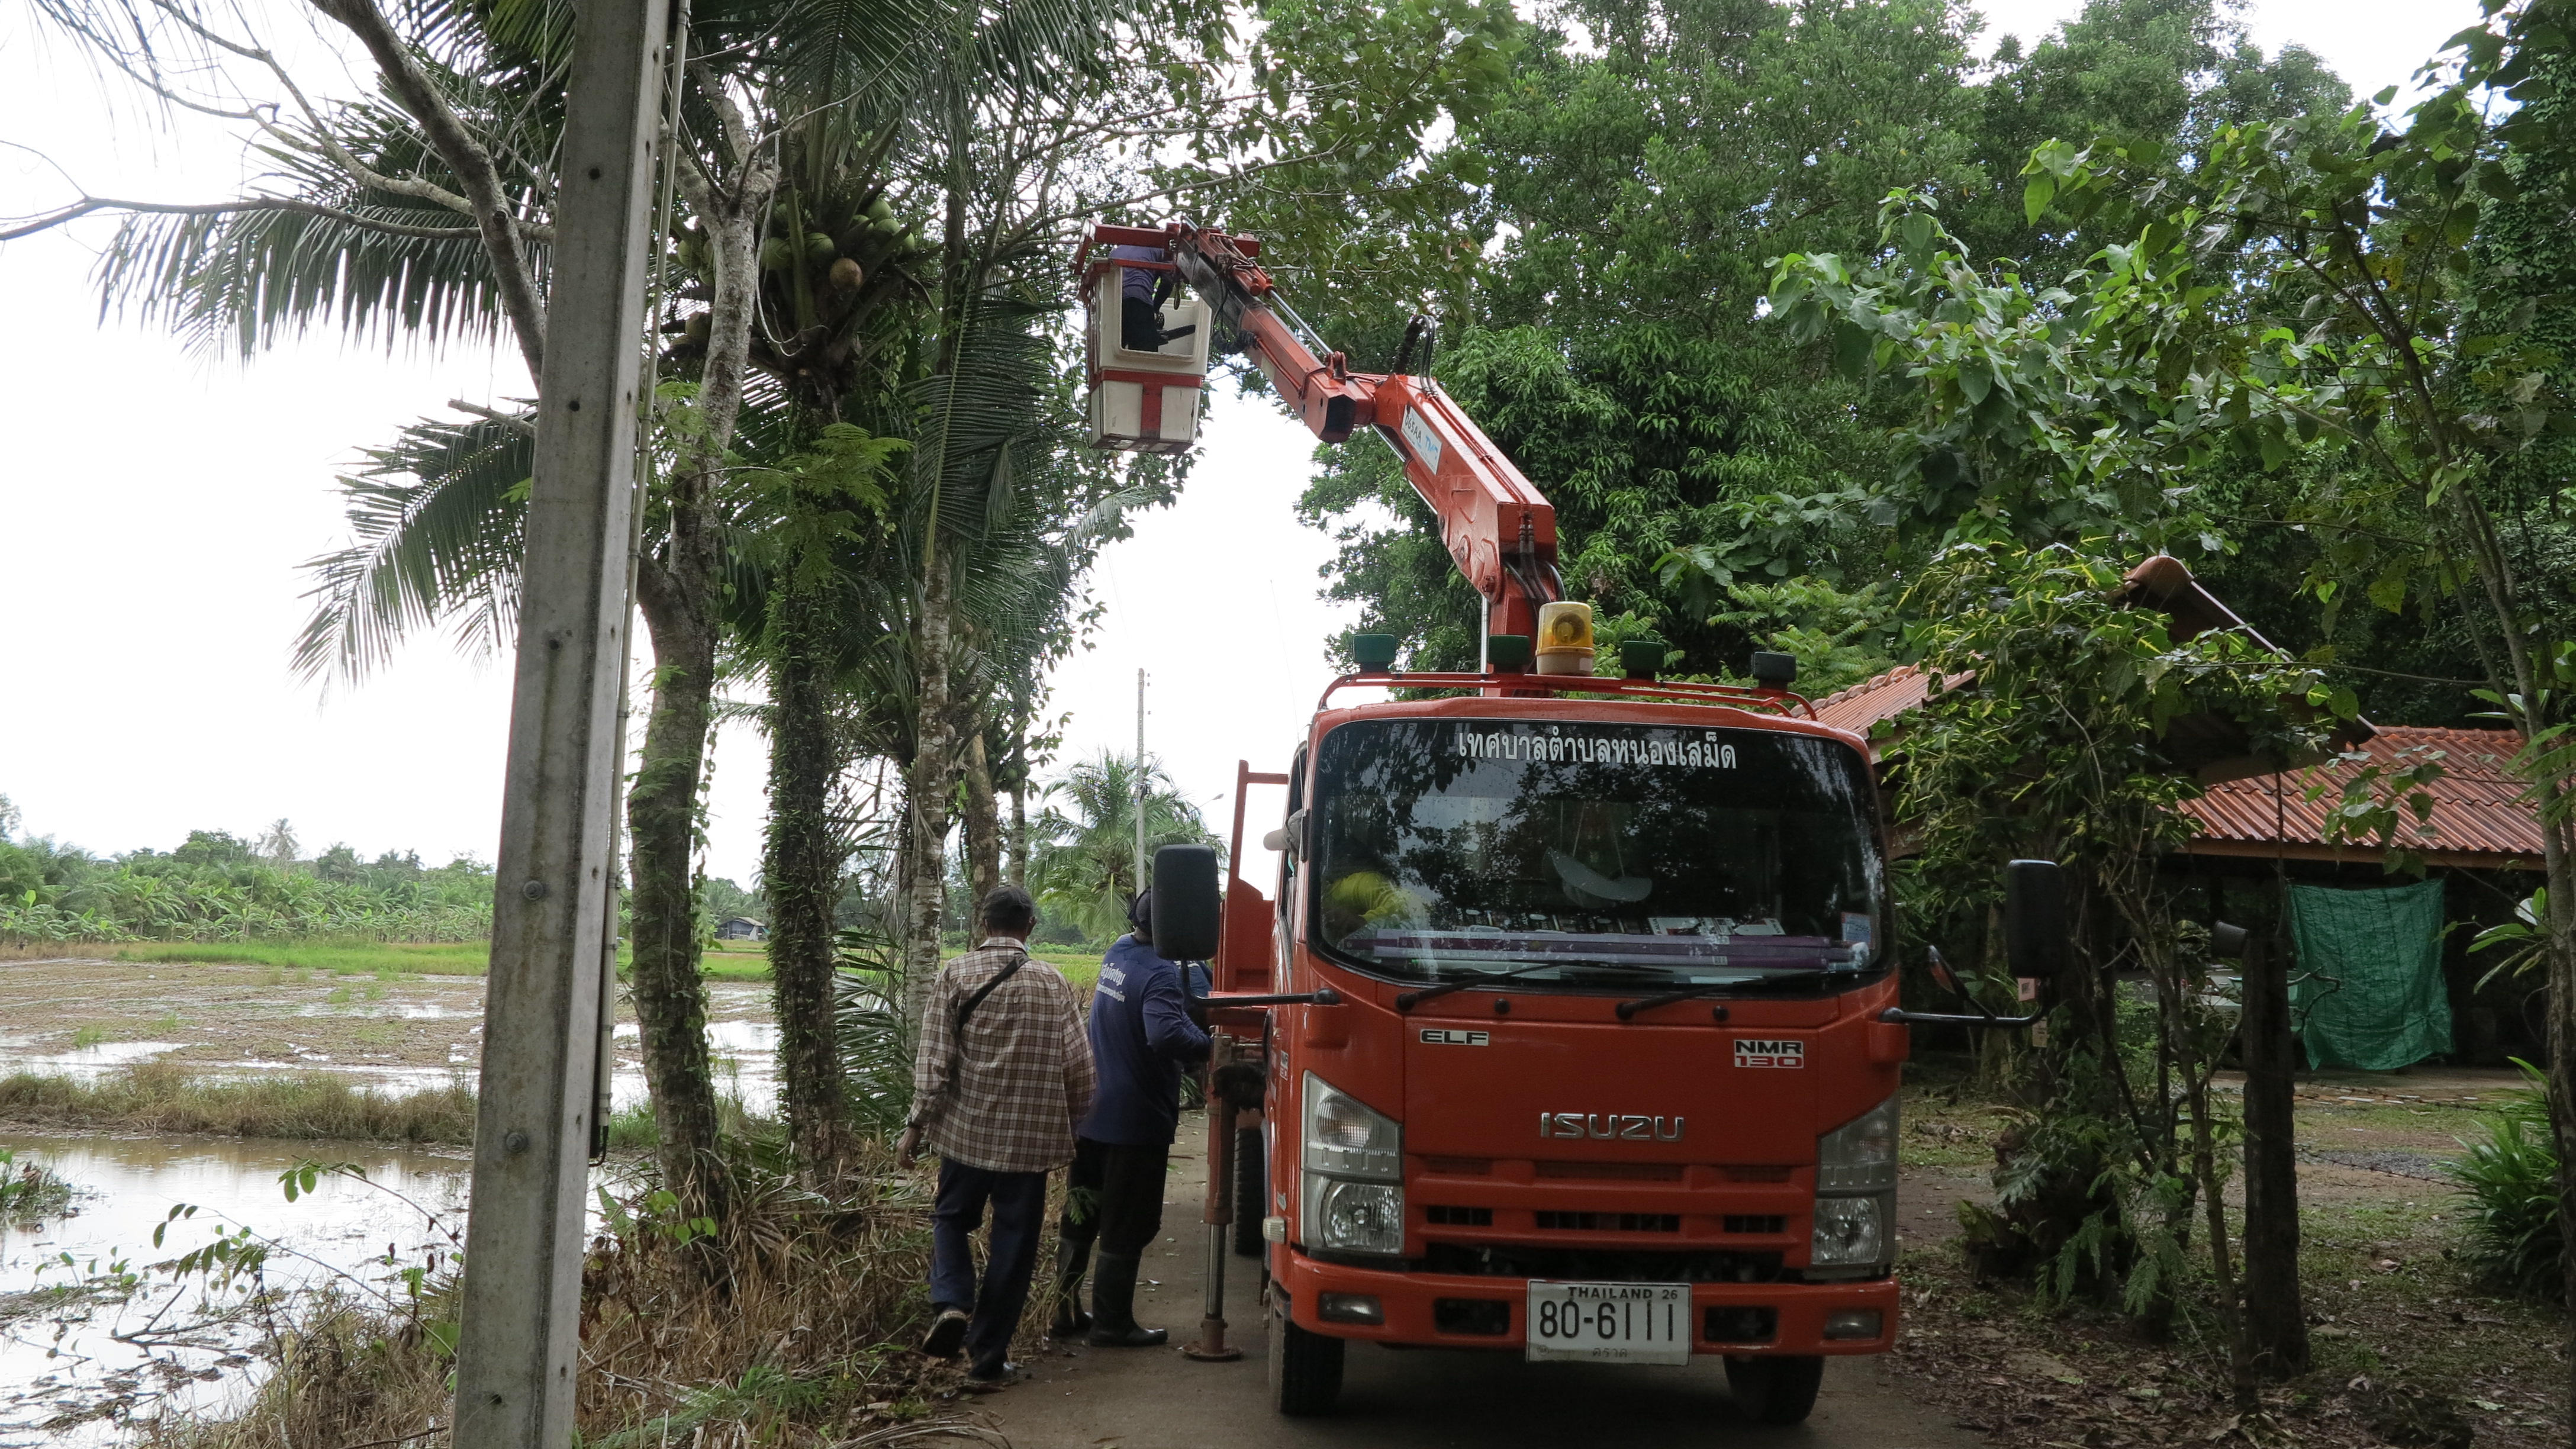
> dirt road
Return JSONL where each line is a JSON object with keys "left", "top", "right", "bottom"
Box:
{"left": 979, "top": 1119, "right": 1989, "bottom": 1449}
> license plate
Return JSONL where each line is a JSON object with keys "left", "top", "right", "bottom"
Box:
{"left": 1524, "top": 1280, "right": 1692, "bottom": 1365}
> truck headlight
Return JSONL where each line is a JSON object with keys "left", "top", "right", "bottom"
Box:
{"left": 1300, "top": 1073, "right": 1403, "bottom": 1255}
{"left": 1810, "top": 1193, "right": 1887, "bottom": 1266}
{"left": 1306, "top": 1177, "right": 1405, "bottom": 1254}
{"left": 1303, "top": 1073, "right": 1401, "bottom": 1180}
{"left": 1816, "top": 1095, "right": 1898, "bottom": 1193}
{"left": 1812, "top": 1094, "right": 1896, "bottom": 1273}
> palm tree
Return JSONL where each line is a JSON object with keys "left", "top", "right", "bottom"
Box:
{"left": 1028, "top": 751, "right": 1221, "bottom": 944}
{"left": 29, "top": 0, "right": 1247, "bottom": 1196}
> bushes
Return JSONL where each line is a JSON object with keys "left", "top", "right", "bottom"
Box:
{"left": 2447, "top": 1061, "right": 2565, "bottom": 1302}
{"left": 146, "top": 1137, "right": 961, "bottom": 1448}
{"left": 0, "top": 834, "right": 494, "bottom": 945}
{"left": 0, "top": 1063, "right": 478, "bottom": 1143}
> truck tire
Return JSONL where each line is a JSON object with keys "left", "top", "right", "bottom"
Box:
{"left": 1267, "top": 1296, "right": 1344, "bottom": 1416}
{"left": 1725, "top": 1354, "right": 1824, "bottom": 1425}
{"left": 1231, "top": 1126, "right": 1264, "bottom": 1257}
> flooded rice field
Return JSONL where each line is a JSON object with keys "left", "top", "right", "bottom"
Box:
{"left": 0, "top": 955, "right": 779, "bottom": 1441}
{"left": 0, "top": 955, "right": 782, "bottom": 1110}
{"left": 0, "top": 1131, "right": 482, "bottom": 1444}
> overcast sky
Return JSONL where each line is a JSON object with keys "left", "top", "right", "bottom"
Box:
{"left": 0, "top": 0, "right": 2485, "bottom": 892}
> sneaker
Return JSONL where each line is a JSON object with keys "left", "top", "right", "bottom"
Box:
{"left": 962, "top": 1361, "right": 1022, "bottom": 1392}
{"left": 920, "top": 1308, "right": 969, "bottom": 1360}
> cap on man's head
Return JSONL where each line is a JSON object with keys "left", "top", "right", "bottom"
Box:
{"left": 979, "top": 885, "right": 1036, "bottom": 936}
{"left": 1126, "top": 889, "right": 1153, "bottom": 942}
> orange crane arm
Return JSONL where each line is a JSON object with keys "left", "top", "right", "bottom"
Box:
{"left": 1080, "top": 223, "right": 1562, "bottom": 643}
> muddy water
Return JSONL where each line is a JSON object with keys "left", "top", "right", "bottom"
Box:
{"left": 0, "top": 959, "right": 785, "bottom": 1113}
{"left": 0, "top": 1132, "right": 503, "bottom": 1444}
{"left": 0, "top": 958, "right": 784, "bottom": 1442}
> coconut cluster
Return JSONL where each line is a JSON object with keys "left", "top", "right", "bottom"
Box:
{"left": 671, "top": 194, "right": 929, "bottom": 296}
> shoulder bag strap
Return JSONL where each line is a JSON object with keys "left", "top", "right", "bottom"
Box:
{"left": 955, "top": 952, "right": 1028, "bottom": 1038}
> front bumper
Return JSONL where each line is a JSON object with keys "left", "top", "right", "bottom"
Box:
{"left": 1276, "top": 1250, "right": 1899, "bottom": 1354}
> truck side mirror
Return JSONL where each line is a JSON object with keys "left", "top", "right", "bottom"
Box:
{"left": 2002, "top": 859, "right": 2069, "bottom": 980}
{"left": 1152, "top": 844, "right": 1223, "bottom": 961}
{"left": 1261, "top": 807, "right": 1307, "bottom": 861}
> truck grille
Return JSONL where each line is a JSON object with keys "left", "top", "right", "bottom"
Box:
{"left": 1535, "top": 1161, "right": 1684, "bottom": 1181}
{"left": 1704, "top": 1306, "right": 1778, "bottom": 1344}
{"left": 1722, "top": 1215, "right": 1788, "bottom": 1234}
{"left": 1434, "top": 1297, "right": 1513, "bottom": 1336}
{"left": 1421, "top": 1242, "right": 1785, "bottom": 1283}
{"left": 1425, "top": 1205, "right": 1493, "bottom": 1226}
{"left": 1421, "top": 1157, "right": 1493, "bottom": 1176}
{"left": 1534, "top": 1211, "right": 1680, "bottom": 1233}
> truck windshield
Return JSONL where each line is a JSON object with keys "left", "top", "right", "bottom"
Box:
{"left": 1308, "top": 719, "right": 1885, "bottom": 988}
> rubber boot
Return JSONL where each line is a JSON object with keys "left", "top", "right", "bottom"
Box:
{"left": 1086, "top": 1251, "right": 1168, "bottom": 1347}
{"left": 1048, "top": 1237, "right": 1092, "bottom": 1339}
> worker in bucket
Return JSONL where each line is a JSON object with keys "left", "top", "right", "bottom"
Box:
{"left": 901, "top": 886, "right": 1096, "bottom": 1389}
{"left": 1049, "top": 888, "right": 1210, "bottom": 1347}
{"left": 1110, "top": 243, "right": 1196, "bottom": 353}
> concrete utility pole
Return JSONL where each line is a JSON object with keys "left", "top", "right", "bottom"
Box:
{"left": 1135, "top": 668, "right": 1148, "bottom": 893}
{"left": 452, "top": 0, "right": 672, "bottom": 1442}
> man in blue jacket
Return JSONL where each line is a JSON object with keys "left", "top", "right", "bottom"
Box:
{"left": 1049, "top": 890, "right": 1210, "bottom": 1347}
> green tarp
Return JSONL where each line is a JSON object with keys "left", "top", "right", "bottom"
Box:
{"left": 2288, "top": 878, "right": 2451, "bottom": 1071}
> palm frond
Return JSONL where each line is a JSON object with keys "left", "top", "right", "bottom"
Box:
{"left": 93, "top": 88, "right": 553, "bottom": 359}
{"left": 292, "top": 411, "right": 535, "bottom": 685}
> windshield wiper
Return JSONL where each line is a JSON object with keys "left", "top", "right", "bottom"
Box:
{"left": 1614, "top": 970, "right": 1830, "bottom": 1020}
{"left": 1395, "top": 959, "right": 1655, "bottom": 1011}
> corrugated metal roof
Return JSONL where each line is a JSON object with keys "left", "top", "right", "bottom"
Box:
{"left": 2179, "top": 726, "right": 2542, "bottom": 868}
{"left": 1812, "top": 664, "right": 1963, "bottom": 738}
{"left": 1819, "top": 555, "right": 2365, "bottom": 781}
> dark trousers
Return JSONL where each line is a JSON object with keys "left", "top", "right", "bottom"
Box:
{"left": 1059, "top": 1136, "right": 1170, "bottom": 1271}
{"left": 930, "top": 1158, "right": 1049, "bottom": 1373}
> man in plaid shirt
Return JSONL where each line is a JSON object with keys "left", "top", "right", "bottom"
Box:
{"left": 900, "top": 885, "right": 1094, "bottom": 1386}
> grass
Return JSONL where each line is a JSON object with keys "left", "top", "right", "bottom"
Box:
{"left": 1888, "top": 1052, "right": 2569, "bottom": 1449}
{"left": 0, "top": 1062, "right": 477, "bottom": 1144}
{"left": 25, "top": 934, "right": 1118, "bottom": 990}
{"left": 86, "top": 939, "right": 491, "bottom": 976}
{"left": 0, "top": 1147, "right": 76, "bottom": 1222}
{"left": 145, "top": 1136, "right": 957, "bottom": 1449}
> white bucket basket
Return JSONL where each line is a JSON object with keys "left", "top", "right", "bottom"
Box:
{"left": 1084, "top": 265, "right": 1210, "bottom": 454}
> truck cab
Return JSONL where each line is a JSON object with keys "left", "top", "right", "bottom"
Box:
{"left": 1208, "top": 682, "right": 1905, "bottom": 1420}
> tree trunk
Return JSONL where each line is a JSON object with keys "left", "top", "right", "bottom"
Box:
{"left": 964, "top": 729, "right": 1002, "bottom": 909}
{"left": 625, "top": 139, "right": 775, "bottom": 1221}
{"left": 901, "top": 562, "right": 962, "bottom": 1028}
{"left": 1008, "top": 781, "right": 1028, "bottom": 889}
{"left": 627, "top": 587, "right": 726, "bottom": 1220}
{"left": 2239, "top": 934, "right": 2309, "bottom": 1376}
{"left": 764, "top": 577, "right": 852, "bottom": 1187}
{"left": 2539, "top": 829, "right": 2576, "bottom": 1440}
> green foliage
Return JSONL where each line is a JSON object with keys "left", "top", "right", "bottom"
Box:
{"left": 1902, "top": 544, "right": 2318, "bottom": 1329}
{"left": 833, "top": 921, "right": 913, "bottom": 1132}
{"left": 699, "top": 877, "right": 765, "bottom": 925}
{"left": 291, "top": 410, "right": 533, "bottom": 686}
{"left": 0, "top": 1147, "right": 76, "bottom": 1222}
{"left": 1698, "top": 578, "right": 1897, "bottom": 698}
{"left": 1026, "top": 751, "right": 1222, "bottom": 944}
{"left": 0, "top": 1062, "right": 479, "bottom": 1142}
{"left": 1279, "top": 0, "right": 2345, "bottom": 678}
{"left": 2446, "top": 1061, "right": 2565, "bottom": 1302}
{"left": 1898, "top": 543, "right": 2331, "bottom": 892}
{"left": 0, "top": 826, "right": 492, "bottom": 944}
